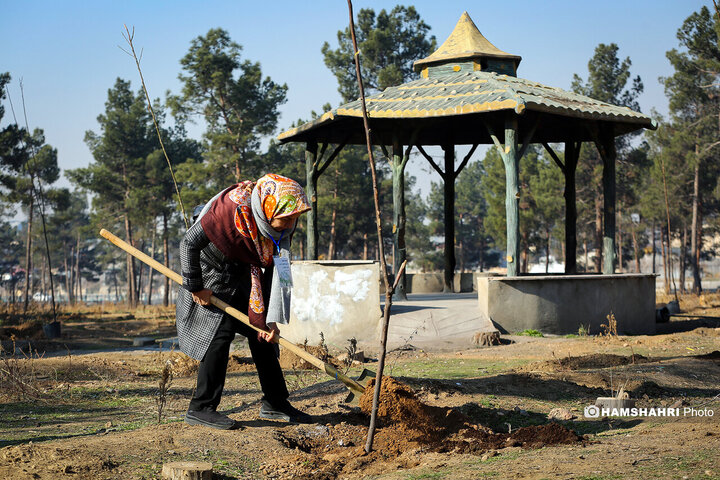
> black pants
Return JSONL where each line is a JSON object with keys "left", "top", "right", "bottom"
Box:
{"left": 189, "top": 314, "right": 289, "bottom": 412}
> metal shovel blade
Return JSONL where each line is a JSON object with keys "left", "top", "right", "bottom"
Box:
{"left": 343, "top": 368, "right": 376, "bottom": 404}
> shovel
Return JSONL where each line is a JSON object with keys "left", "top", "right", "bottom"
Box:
{"left": 99, "top": 228, "right": 374, "bottom": 403}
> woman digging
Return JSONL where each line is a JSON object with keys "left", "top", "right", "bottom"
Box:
{"left": 176, "top": 173, "right": 313, "bottom": 429}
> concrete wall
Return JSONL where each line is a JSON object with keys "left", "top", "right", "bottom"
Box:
{"left": 476, "top": 274, "right": 656, "bottom": 335}
{"left": 281, "top": 260, "right": 382, "bottom": 347}
{"left": 406, "top": 273, "right": 475, "bottom": 293}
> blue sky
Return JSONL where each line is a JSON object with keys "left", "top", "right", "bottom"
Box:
{"left": 0, "top": 0, "right": 710, "bottom": 200}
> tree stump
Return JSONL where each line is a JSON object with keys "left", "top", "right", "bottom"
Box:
{"left": 161, "top": 461, "right": 213, "bottom": 480}
{"left": 473, "top": 331, "right": 501, "bottom": 346}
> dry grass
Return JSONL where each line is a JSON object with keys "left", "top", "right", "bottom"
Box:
{"left": 600, "top": 312, "right": 618, "bottom": 337}
{"left": 656, "top": 292, "right": 720, "bottom": 311}
{"left": 0, "top": 339, "right": 51, "bottom": 402}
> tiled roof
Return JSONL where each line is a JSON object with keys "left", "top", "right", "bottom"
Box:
{"left": 413, "top": 11, "right": 521, "bottom": 71}
{"left": 278, "top": 70, "right": 655, "bottom": 143}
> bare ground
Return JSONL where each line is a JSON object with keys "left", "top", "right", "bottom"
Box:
{"left": 0, "top": 296, "right": 719, "bottom": 479}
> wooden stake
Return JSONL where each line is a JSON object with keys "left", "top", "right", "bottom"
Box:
{"left": 345, "top": 0, "right": 398, "bottom": 454}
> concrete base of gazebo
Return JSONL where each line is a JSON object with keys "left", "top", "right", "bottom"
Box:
{"left": 477, "top": 273, "right": 656, "bottom": 335}
{"left": 406, "top": 273, "right": 476, "bottom": 293}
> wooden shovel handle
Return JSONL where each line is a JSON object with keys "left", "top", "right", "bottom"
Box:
{"left": 99, "top": 228, "right": 364, "bottom": 393}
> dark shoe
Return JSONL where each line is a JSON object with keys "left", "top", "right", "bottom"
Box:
{"left": 259, "top": 399, "right": 313, "bottom": 424}
{"left": 185, "top": 409, "right": 237, "bottom": 430}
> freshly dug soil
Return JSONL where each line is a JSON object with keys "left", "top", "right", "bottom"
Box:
{"left": 358, "top": 377, "right": 582, "bottom": 453}
{"left": 696, "top": 350, "right": 720, "bottom": 360}
{"left": 521, "top": 353, "right": 650, "bottom": 372}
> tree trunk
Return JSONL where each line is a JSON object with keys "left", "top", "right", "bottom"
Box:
{"left": 305, "top": 142, "right": 319, "bottom": 260}
{"left": 680, "top": 223, "right": 687, "bottom": 294}
{"left": 23, "top": 194, "right": 34, "bottom": 312}
{"left": 41, "top": 256, "right": 47, "bottom": 300}
{"left": 64, "top": 247, "right": 72, "bottom": 304}
{"left": 442, "top": 144, "right": 455, "bottom": 291}
{"left": 363, "top": 233, "right": 368, "bottom": 261}
{"left": 136, "top": 240, "right": 145, "bottom": 303}
{"left": 391, "top": 139, "right": 408, "bottom": 299}
{"left": 631, "top": 228, "right": 640, "bottom": 273}
{"left": 161, "top": 461, "right": 212, "bottom": 480}
{"left": 661, "top": 226, "right": 669, "bottom": 294}
{"left": 600, "top": 134, "right": 616, "bottom": 274}
{"left": 328, "top": 165, "right": 339, "bottom": 260}
{"left": 112, "top": 259, "right": 119, "bottom": 302}
{"left": 546, "top": 229, "right": 551, "bottom": 273}
{"left": 651, "top": 222, "right": 656, "bottom": 274}
{"left": 594, "top": 194, "right": 603, "bottom": 273}
{"left": 617, "top": 204, "right": 622, "bottom": 273}
{"left": 124, "top": 214, "right": 137, "bottom": 307}
{"left": 163, "top": 213, "right": 170, "bottom": 307}
{"left": 458, "top": 213, "right": 465, "bottom": 274}
{"left": 479, "top": 225, "right": 485, "bottom": 272}
{"left": 690, "top": 153, "right": 702, "bottom": 294}
{"left": 78, "top": 270, "right": 83, "bottom": 303}
{"left": 563, "top": 141, "right": 579, "bottom": 274}
{"left": 696, "top": 208, "right": 703, "bottom": 293}
{"left": 75, "top": 231, "right": 81, "bottom": 302}
{"left": 146, "top": 221, "right": 156, "bottom": 305}
{"left": 502, "top": 117, "right": 520, "bottom": 277}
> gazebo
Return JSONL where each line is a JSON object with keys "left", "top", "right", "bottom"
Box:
{"left": 278, "top": 12, "right": 655, "bottom": 307}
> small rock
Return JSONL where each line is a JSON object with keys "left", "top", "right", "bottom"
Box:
{"left": 305, "top": 425, "right": 330, "bottom": 437}
{"left": 513, "top": 406, "right": 529, "bottom": 416}
{"left": 548, "top": 408, "right": 575, "bottom": 421}
{"left": 578, "top": 455, "right": 585, "bottom": 459}
{"left": 669, "top": 399, "right": 686, "bottom": 409}
{"left": 481, "top": 450, "right": 498, "bottom": 461}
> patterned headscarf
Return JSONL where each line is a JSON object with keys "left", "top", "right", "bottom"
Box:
{"left": 227, "top": 174, "right": 310, "bottom": 327}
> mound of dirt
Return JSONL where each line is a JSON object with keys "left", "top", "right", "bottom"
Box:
{"left": 695, "top": 350, "right": 720, "bottom": 360}
{"left": 358, "top": 377, "right": 582, "bottom": 452}
{"left": 631, "top": 380, "right": 673, "bottom": 397}
{"left": 521, "top": 353, "right": 650, "bottom": 372}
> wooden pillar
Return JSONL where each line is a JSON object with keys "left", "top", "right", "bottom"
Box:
{"left": 600, "top": 132, "right": 616, "bottom": 274}
{"left": 391, "top": 138, "right": 407, "bottom": 300}
{"left": 564, "top": 141, "right": 579, "bottom": 274}
{"left": 442, "top": 144, "right": 456, "bottom": 292}
{"left": 503, "top": 116, "right": 520, "bottom": 277}
{"left": 305, "top": 141, "right": 318, "bottom": 260}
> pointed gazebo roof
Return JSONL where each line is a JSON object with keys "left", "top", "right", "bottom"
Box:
{"left": 278, "top": 12, "right": 653, "bottom": 147}
{"left": 413, "top": 11, "right": 521, "bottom": 74}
